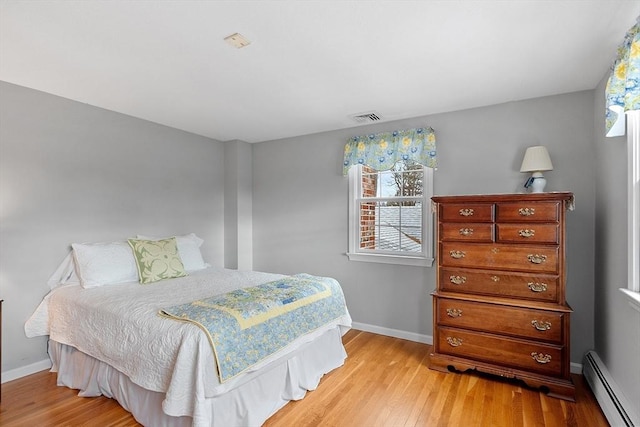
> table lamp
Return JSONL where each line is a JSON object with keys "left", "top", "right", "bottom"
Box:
{"left": 520, "top": 146, "right": 553, "bottom": 193}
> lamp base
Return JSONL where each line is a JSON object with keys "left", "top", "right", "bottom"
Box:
{"left": 530, "top": 176, "right": 547, "bottom": 193}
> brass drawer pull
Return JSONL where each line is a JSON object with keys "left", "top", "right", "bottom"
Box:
{"left": 459, "top": 228, "right": 474, "bottom": 236}
{"left": 446, "top": 308, "right": 463, "bottom": 318}
{"left": 531, "top": 352, "right": 552, "bottom": 364}
{"left": 531, "top": 320, "right": 552, "bottom": 331}
{"left": 449, "top": 275, "right": 466, "bottom": 285}
{"left": 490, "top": 275, "right": 500, "bottom": 282}
{"left": 446, "top": 337, "right": 463, "bottom": 347}
{"left": 519, "top": 229, "right": 535, "bottom": 238}
{"left": 528, "top": 282, "right": 548, "bottom": 292}
{"left": 527, "top": 254, "right": 547, "bottom": 264}
{"left": 459, "top": 208, "right": 474, "bottom": 217}
{"left": 519, "top": 207, "right": 536, "bottom": 216}
{"left": 449, "top": 250, "right": 466, "bottom": 259}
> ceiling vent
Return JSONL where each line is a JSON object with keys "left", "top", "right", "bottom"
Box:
{"left": 350, "top": 112, "right": 382, "bottom": 123}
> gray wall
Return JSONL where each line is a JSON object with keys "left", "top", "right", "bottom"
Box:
{"left": 593, "top": 76, "right": 640, "bottom": 406}
{"left": 252, "top": 90, "right": 597, "bottom": 364}
{"left": 0, "top": 82, "right": 225, "bottom": 373}
{"left": 224, "top": 140, "right": 253, "bottom": 270}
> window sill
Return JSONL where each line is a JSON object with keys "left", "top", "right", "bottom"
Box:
{"left": 346, "top": 252, "right": 434, "bottom": 267}
{"left": 619, "top": 288, "right": 640, "bottom": 312}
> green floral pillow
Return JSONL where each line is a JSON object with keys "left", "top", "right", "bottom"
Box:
{"left": 127, "top": 237, "right": 187, "bottom": 284}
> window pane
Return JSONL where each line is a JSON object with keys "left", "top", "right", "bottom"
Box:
{"left": 361, "top": 166, "right": 378, "bottom": 198}
{"left": 398, "top": 161, "right": 423, "bottom": 197}
{"left": 377, "top": 169, "right": 396, "bottom": 197}
{"left": 361, "top": 161, "right": 423, "bottom": 198}
{"left": 359, "top": 201, "right": 377, "bottom": 249}
{"left": 359, "top": 200, "right": 422, "bottom": 253}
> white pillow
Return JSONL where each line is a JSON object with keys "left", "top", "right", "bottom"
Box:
{"left": 71, "top": 241, "right": 139, "bottom": 288}
{"left": 137, "top": 233, "right": 209, "bottom": 272}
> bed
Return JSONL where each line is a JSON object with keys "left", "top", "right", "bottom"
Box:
{"left": 25, "top": 234, "right": 352, "bottom": 427}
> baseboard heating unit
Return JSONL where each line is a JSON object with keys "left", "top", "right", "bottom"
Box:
{"left": 583, "top": 351, "right": 639, "bottom": 427}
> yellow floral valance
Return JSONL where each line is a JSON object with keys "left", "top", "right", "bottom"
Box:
{"left": 342, "top": 127, "right": 437, "bottom": 175}
{"left": 606, "top": 17, "right": 640, "bottom": 137}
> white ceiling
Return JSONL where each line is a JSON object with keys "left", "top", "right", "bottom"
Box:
{"left": 1, "top": 1, "right": 639, "bottom": 143}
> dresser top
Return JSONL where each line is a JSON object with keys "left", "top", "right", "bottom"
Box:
{"left": 432, "top": 192, "right": 574, "bottom": 204}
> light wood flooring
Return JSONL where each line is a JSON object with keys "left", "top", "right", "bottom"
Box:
{"left": 0, "top": 330, "right": 608, "bottom": 426}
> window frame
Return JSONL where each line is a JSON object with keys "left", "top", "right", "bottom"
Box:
{"left": 621, "top": 110, "right": 640, "bottom": 310}
{"left": 347, "top": 163, "right": 434, "bottom": 267}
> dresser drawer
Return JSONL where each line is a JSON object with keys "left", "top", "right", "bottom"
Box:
{"left": 441, "top": 243, "right": 560, "bottom": 274}
{"left": 437, "top": 326, "right": 564, "bottom": 376}
{"left": 440, "top": 223, "right": 494, "bottom": 242}
{"left": 496, "top": 202, "right": 560, "bottom": 222}
{"left": 439, "top": 204, "right": 494, "bottom": 223}
{"left": 496, "top": 223, "right": 559, "bottom": 244}
{"left": 437, "top": 298, "right": 565, "bottom": 343}
{"left": 439, "top": 268, "right": 560, "bottom": 302}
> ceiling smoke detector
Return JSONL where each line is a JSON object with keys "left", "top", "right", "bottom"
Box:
{"left": 350, "top": 112, "right": 382, "bottom": 123}
{"left": 224, "top": 33, "right": 251, "bottom": 49}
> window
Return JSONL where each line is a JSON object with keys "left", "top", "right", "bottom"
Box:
{"left": 622, "top": 110, "right": 640, "bottom": 309}
{"left": 603, "top": 17, "right": 638, "bottom": 307}
{"left": 347, "top": 160, "right": 434, "bottom": 266}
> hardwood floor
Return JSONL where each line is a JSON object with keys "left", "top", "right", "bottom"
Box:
{"left": 0, "top": 330, "right": 608, "bottom": 426}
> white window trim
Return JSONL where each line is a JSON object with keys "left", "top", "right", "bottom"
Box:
{"left": 620, "top": 110, "right": 640, "bottom": 311}
{"left": 346, "top": 165, "right": 434, "bottom": 267}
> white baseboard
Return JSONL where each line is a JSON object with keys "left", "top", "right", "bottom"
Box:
{"left": 351, "top": 321, "right": 433, "bottom": 345}
{"left": 351, "top": 322, "right": 582, "bottom": 375}
{"left": 583, "top": 350, "right": 640, "bottom": 427}
{"left": 2, "top": 358, "right": 52, "bottom": 384}
{"left": 570, "top": 362, "right": 582, "bottom": 375}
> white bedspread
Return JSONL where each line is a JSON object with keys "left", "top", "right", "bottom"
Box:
{"left": 25, "top": 267, "right": 352, "bottom": 419}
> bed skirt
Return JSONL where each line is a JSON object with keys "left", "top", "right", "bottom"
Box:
{"left": 49, "top": 326, "right": 348, "bottom": 427}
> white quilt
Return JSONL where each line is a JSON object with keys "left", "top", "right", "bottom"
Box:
{"left": 25, "top": 267, "right": 352, "bottom": 418}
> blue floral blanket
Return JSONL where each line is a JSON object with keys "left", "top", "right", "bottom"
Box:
{"left": 160, "top": 273, "right": 348, "bottom": 382}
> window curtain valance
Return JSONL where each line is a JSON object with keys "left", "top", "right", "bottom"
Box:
{"left": 605, "top": 17, "right": 640, "bottom": 137}
{"left": 342, "top": 127, "right": 437, "bottom": 175}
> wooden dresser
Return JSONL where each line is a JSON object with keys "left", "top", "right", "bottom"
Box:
{"left": 429, "top": 193, "right": 575, "bottom": 401}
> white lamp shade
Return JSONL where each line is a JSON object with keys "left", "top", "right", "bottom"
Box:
{"left": 520, "top": 146, "right": 553, "bottom": 173}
